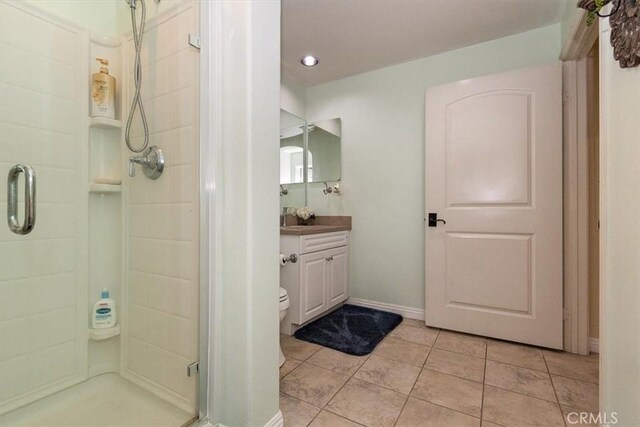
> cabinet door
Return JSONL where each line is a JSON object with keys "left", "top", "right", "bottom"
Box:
{"left": 328, "top": 246, "right": 349, "bottom": 307}
{"left": 300, "top": 250, "right": 329, "bottom": 323}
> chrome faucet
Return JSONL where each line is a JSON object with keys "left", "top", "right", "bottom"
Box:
{"left": 323, "top": 182, "right": 333, "bottom": 194}
{"left": 323, "top": 182, "right": 341, "bottom": 195}
{"left": 128, "top": 155, "right": 149, "bottom": 177}
{"left": 128, "top": 145, "right": 164, "bottom": 180}
{"left": 282, "top": 207, "right": 291, "bottom": 227}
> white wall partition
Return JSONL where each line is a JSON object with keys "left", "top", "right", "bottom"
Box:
{"left": 0, "top": 1, "right": 88, "bottom": 414}
{"left": 599, "top": 10, "right": 640, "bottom": 424}
{"left": 123, "top": 1, "right": 200, "bottom": 415}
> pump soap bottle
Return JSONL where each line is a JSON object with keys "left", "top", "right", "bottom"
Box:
{"left": 92, "top": 288, "right": 117, "bottom": 329}
{"left": 91, "top": 58, "right": 116, "bottom": 119}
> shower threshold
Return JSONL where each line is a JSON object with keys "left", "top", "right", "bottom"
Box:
{"left": 0, "top": 373, "right": 194, "bottom": 427}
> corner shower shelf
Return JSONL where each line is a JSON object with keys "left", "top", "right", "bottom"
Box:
{"left": 89, "top": 117, "right": 122, "bottom": 129}
{"left": 89, "top": 183, "right": 122, "bottom": 193}
{"left": 88, "top": 324, "right": 120, "bottom": 341}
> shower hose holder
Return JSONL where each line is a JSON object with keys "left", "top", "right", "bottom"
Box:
{"left": 129, "top": 145, "right": 164, "bottom": 179}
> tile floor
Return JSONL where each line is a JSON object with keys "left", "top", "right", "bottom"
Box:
{"left": 279, "top": 318, "right": 599, "bottom": 427}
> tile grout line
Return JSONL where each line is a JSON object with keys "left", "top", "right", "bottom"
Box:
{"left": 547, "top": 371, "right": 599, "bottom": 385}
{"left": 396, "top": 328, "right": 485, "bottom": 423}
{"left": 419, "top": 365, "right": 485, "bottom": 384}
{"left": 405, "top": 396, "right": 484, "bottom": 423}
{"left": 392, "top": 328, "right": 439, "bottom": 427}
{"left": 473, "top": 382, "right": 561, "bottom": 405}
{"left": 317, "top": 355, "right": 370, "bottom": 425}
{"left": 279, "top": 344, "right": 335, "bottom": 426}
{"left": 480, "top": 338, "right": 488, "bottom": 425}
{"left": 542, "top": 351, "right": 569, "bottom": 427}
{"left": 485, "top": 352, "right": 550, "bottom": 374}
{"left": 309, "top": 342, "right": 374, "bottom": 426}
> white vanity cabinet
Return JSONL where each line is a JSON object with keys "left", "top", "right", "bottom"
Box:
{"left": 280, "top": 230, "right": 350, "bottom": 334}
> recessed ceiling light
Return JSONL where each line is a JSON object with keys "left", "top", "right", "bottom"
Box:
{"left": 300, "top": 55, "right": 319, "bottom": 67}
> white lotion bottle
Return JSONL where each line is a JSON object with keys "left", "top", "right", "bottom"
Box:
{"left": 92, "top": 288, "right": 117, "bottom": 329}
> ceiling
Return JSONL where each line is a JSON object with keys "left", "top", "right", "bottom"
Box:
{"left": 282, "top": 0, "right": 567, "bottom": 87}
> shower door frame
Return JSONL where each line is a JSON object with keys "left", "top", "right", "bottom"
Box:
{"left": 197, "top": 0, "right": 217, "bottom": 422}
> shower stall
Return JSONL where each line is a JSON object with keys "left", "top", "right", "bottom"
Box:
{"left": 0, "top": 0, "right": 204, "bottom": 425}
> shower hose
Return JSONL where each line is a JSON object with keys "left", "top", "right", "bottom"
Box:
{"left": 124, "top": 0, "right": 149, "bottom": 153}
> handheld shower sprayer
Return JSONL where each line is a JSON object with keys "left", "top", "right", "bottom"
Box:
{"left": 124, "top": 0, "right": 148, "bottom": 154}
{"left": 125, "top": 0, "right": 164, "bottom": 179}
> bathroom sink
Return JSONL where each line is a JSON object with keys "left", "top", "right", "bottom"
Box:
{"left": 280, "top": 224, "right": 351, "bottom": 235}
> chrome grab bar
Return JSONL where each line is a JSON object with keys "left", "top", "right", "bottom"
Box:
{"left": 7, "top": 164, "right": 36, "bottom": 235}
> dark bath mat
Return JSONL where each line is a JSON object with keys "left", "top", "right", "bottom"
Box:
{"left": 293, "top": 304, "right": 403, "bottom": 356}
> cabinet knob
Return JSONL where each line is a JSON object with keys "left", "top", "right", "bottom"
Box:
{"left": 325, "top": 256, "right": 334, "bottom": 261}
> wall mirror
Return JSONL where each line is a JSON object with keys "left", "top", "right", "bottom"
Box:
{"left": 280, "top": 111, "right": 342, "bottom": 210}
{"left": 280, "top": 109, "right": 307, "bottom": 209}
{"left": 307, "top": 118, "right": 341, "bottom": 183}
{"left": 280, "top": 110, "right": 306, "bottom": 185}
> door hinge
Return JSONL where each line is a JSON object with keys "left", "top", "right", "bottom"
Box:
{"left": 563, "top": 307, "right": 570, "bottom": 321}
{"left": 562, "top": 89, "right": 570, "bottom": 105}
{"left": 187, "top": 361, "right": 200, "bottom": 377}
{"left": 188, "top": 33, "right": 201, "bottom": 50}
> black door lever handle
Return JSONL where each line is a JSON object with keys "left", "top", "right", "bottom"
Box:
{"left": 427, "top": 213, "right": 446, "bottom": 227}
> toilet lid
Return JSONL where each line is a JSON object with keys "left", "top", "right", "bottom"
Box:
{"left": 279, "top": 287, "right": 288, "bottom": 301}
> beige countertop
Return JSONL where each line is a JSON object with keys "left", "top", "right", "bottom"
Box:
{"left": 279, "top": 215, "right": 352, "bottom": 235}
{"left": 279, "top": 224, "right": 351, "bottom": 235}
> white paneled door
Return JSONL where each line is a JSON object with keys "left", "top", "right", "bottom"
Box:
{"left": 425, "top": 63, "right": 563, "bottom": 349}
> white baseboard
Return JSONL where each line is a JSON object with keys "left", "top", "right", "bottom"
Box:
{"left": 264, "top": 410, "right": 284, "bottom": 427}
{"left": 347, "top": 299, "right": 596, "bottom": 354}
{"left": 347, "top": 298, "right": 425, "bottom": 321}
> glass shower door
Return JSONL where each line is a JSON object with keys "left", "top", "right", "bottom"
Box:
{"left": 0, "top": 0, "right": 88, "bottom": 415}
{"left": 1, "top": 1, "right": 201, "bottom": 423}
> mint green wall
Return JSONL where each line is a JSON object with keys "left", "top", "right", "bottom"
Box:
{"left": 305, "top": 24, "right": 562, "bottom": 310}
{"left": 281, "top": 78, "right": 307, "bottom": 119}
{"left": 560, "top": 0, "right": 579, "bottom": 50}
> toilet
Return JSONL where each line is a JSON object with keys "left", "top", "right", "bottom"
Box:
{"left": 279, "top": 287, "right": 290, "bottom": 367}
